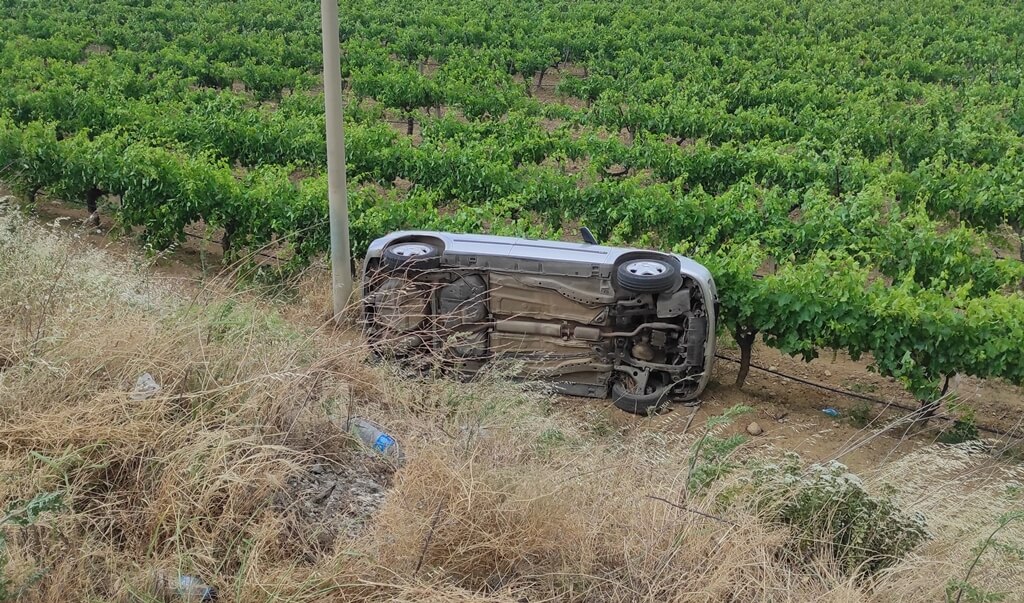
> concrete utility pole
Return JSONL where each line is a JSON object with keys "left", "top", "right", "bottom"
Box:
{"left": 321, "top": 0, "right": 353, "bottom": 319}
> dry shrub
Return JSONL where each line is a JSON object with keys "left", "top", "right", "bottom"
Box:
{"left": 748, "top": 456, "right": 930, "bottom": 576}
{"left": 0, "top": 212, "right": 367, "bottom": 600}
{"left": 365, "top": 423, "right": 859, "bottom": 602}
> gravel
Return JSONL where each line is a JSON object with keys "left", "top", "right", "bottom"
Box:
{"left": 277, "top": 450, "right": 394, "bottom": 550}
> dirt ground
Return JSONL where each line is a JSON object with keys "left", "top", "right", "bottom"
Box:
{"left": 13, "top": 193, "right": 1024, "bottom": 475}
{"left": 568, "top": 337, "right": 1024, "bottom": 474}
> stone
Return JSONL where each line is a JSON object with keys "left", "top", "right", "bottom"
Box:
{"left": 312, "top": 482, "right": 337, "bottom": 505}
{"left": 746, "top": 421, "right": 763, "bottom": 436}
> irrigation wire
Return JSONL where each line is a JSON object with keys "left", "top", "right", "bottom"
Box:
{"left": 714, "top": 353, "right": 1020, "bottom": 440}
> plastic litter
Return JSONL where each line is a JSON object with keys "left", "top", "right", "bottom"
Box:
{"left": 347, "top": 416, "right": 404, "bottom": 463}
{"left": 150, "top": 570, "right": 217, "bottom": 602}
{"left": 176, "top": 575, "right": 217, "bottom": 602}
{"left": 130, "top": 372, "right": 161, "bottom": 401}
{"left": 822, "top": 407, "right": 841, "bottom": 418}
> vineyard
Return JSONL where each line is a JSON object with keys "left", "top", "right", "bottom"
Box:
{"left": 2, "top": 0, "right": 1024, "bottom": 405}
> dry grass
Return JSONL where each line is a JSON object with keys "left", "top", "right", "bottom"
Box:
{"left": 1, "top": 207, "right": 1022, "bottom": 602}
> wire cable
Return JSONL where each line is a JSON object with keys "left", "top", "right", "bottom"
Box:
{"left": 714, "top": 353, "right": 1020, "bottom": 439}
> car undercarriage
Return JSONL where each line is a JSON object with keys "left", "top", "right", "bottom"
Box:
{"left": 361, "top": 231, "right": 717, "bottom": 414}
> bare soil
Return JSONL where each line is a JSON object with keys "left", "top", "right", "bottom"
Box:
{"left": 567, "top": 337, "right": 1024, "bottom": 474}
{"left": 531, "top": 63, "right": 589, "bottom": 109}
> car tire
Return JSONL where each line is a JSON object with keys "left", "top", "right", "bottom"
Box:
{"left": 616, "top": 257, "right": 678, "bottom": 293}
{"left": 382, "top": 241, "right": 441, "bottom": 272}
{"left": 612, "top": 378, "right": 671, "bottom": 415}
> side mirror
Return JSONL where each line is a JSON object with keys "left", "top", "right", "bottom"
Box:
{"left": 580, "top": 227, "right": 598, "bottom": 245}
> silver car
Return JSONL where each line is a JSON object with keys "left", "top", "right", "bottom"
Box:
{"left": 361, "top": 230, "right": 718, "bottom": 414}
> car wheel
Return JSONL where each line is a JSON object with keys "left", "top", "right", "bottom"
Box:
{"left": 612, "top": 374, "right": 671, "bottom": 415}
{"left": 616, "top": 257, "right": 678, "bottom": 293}
{"left": 382, "top": 241, "right": 441, "bottom": 271}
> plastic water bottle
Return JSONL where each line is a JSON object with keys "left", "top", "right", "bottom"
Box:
{"left": 347, "top": 417, "right": 404, "bottom": 463}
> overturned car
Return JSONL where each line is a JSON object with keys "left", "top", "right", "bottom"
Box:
{"left": 360, "top": 230, "right": 717, "bottom": 414}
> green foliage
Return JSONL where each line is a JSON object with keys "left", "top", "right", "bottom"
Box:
{"left": 1, "top": 492, "right": 63, "bottom": 601}
{"left": 0, "top": 492, "right": 62, "bottom": 528}
{"left": 945, "top": 511, "right": 1024, "bottom": 603}
{"left": 848, "top": 401, "right": 873, "bottom": 428}
{"left": 749, "top": 455, "right": 929, "bottom": 575}
{"left": 686, "top": 404, "right": 751, "bottom": 492}
{"left": 939, "top": 403, "right": 981, "bottom": 444}
{"left": 534, "top": 427, "right": 570, "bottom": 457}
{"left": 944, "top": 580, "right": 1008, "bottom": 603}
{"left": 846, "top": 380, "right": 878, "bottom": 394}
{"left": 200, "top": 299, "right": 297, "bottom": 345}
